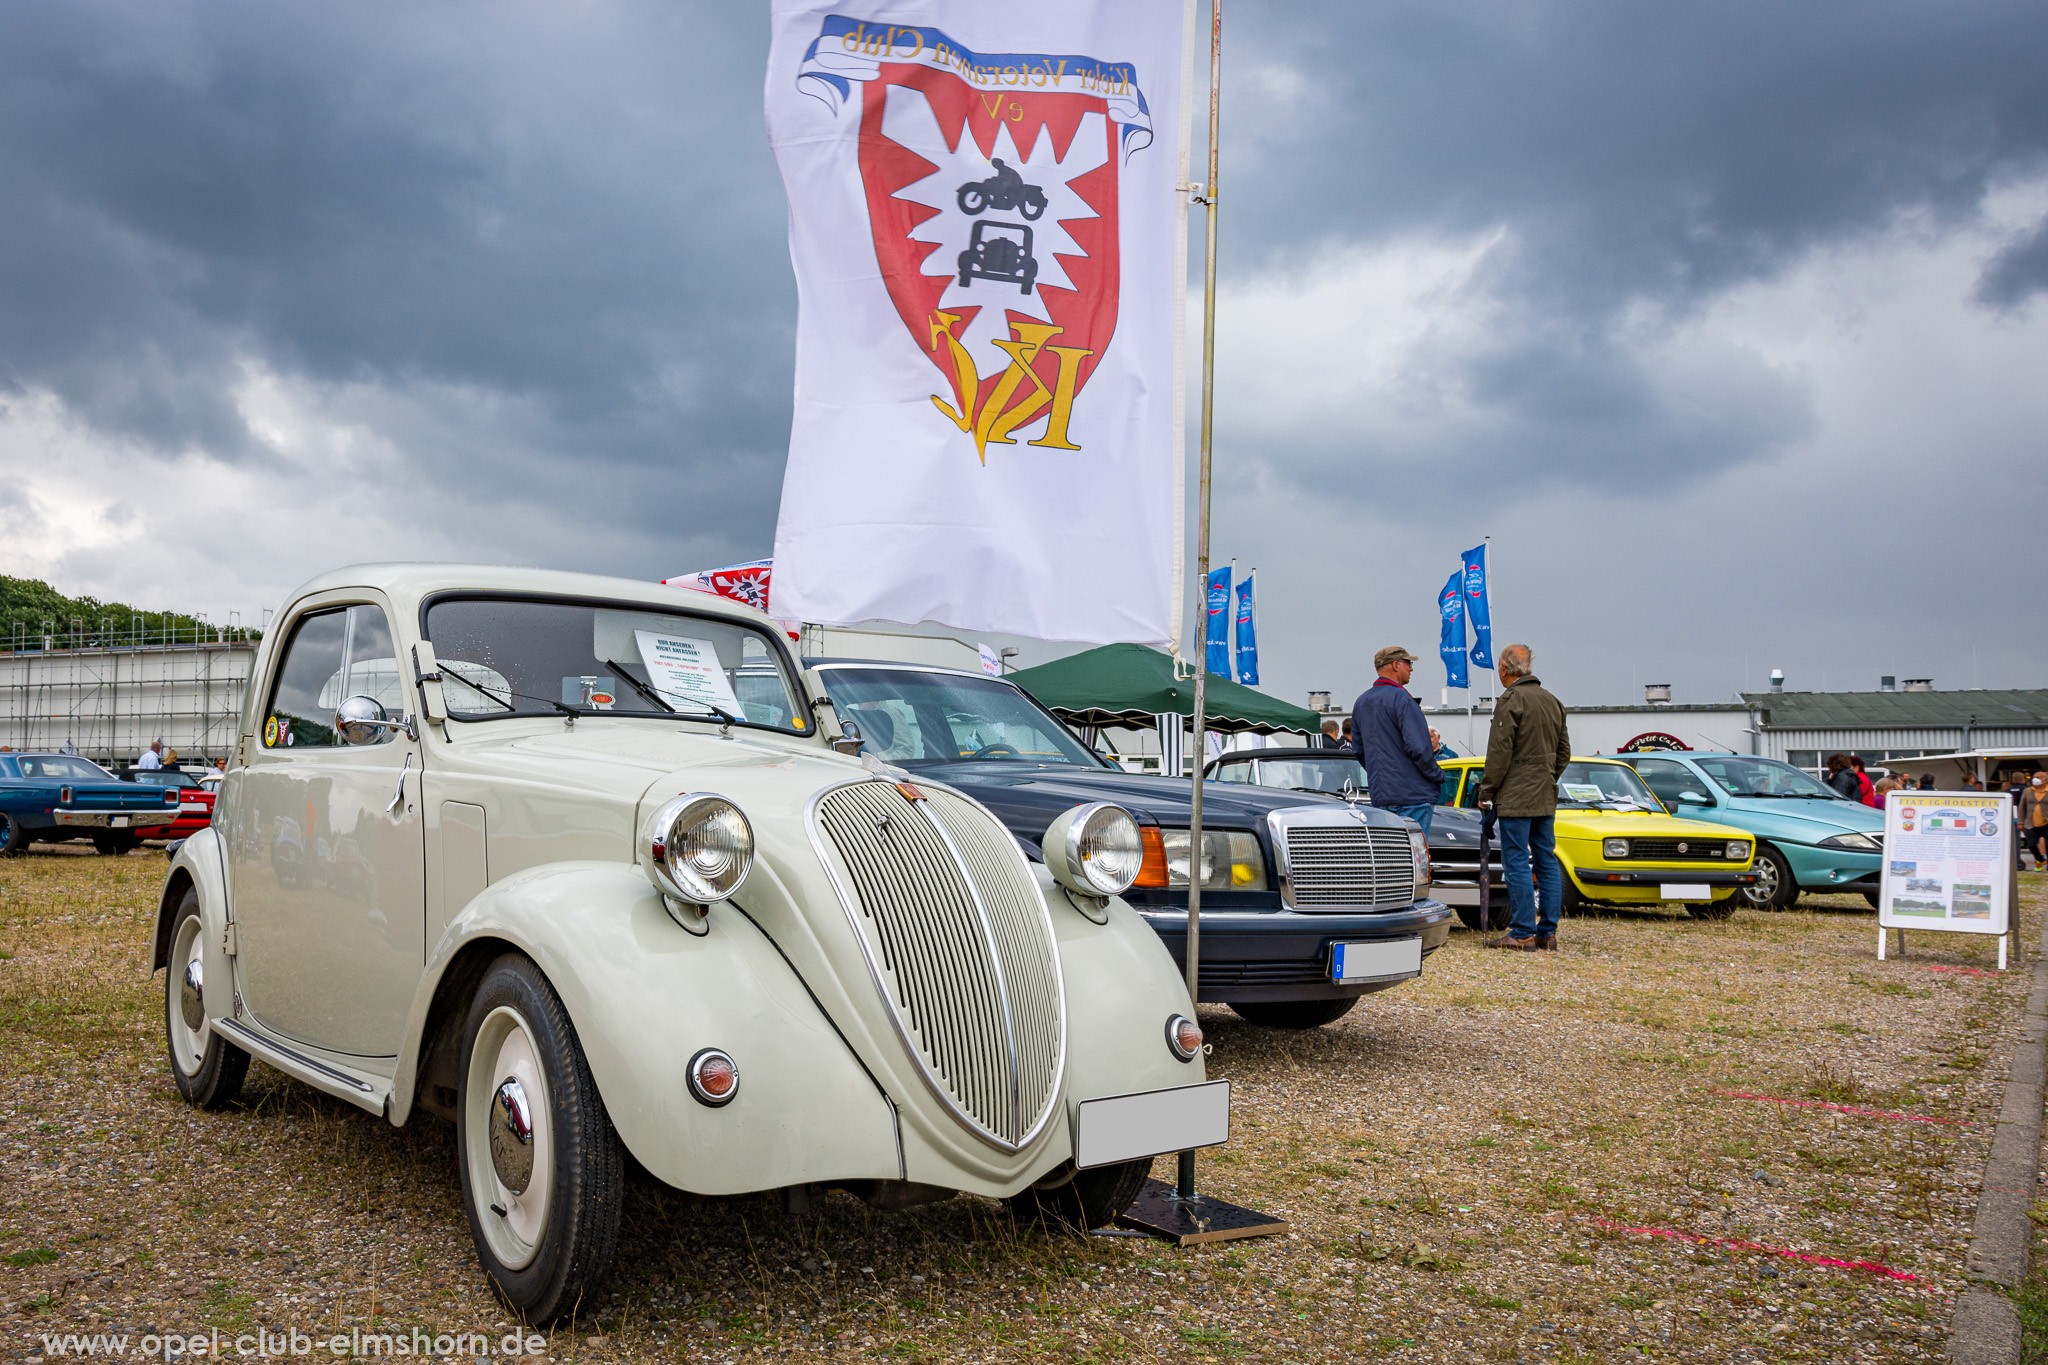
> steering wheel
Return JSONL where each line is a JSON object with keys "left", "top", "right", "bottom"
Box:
{"left": 969, "top": 742, "right": 1023, "bottom": 760}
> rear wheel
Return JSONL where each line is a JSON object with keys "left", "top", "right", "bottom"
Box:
{"left": 1008, "top": 1157, "right": 1151, "bottom": 1232}
{"left": 164, "top": 890, "right": 249, "bottom": 1109}
{"left": 1740, "top": 844, "right": 1797, "bottom": 910}
{"left": 92, "top": 831, "right": 138, "bottom": 856}
{"left": 1228, "top": 996, "right": 1358, "bottom": 1029}
{"left": 0, "top": 813, "right": 28, "bottom": 856}
{"left": 458, "top": 954, "right": 623, "bottom": 1324}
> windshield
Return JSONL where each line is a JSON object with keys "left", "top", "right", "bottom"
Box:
{"left": 16, "top": 754, "right": 117, "bottom": 781}
{"left": 1556, "top": 761, "right": 1663, "bottom": 811}
{"left": 1214, "top": 754, "right": 1365, "bottom": 796}
{"left": 423, "top": 597, "right": 808, "bottom": 733}
{"left": 818, "top": 667, "right": 1102, "bottom": 767}
{"left": 1695, "top": 755, "right": 1841, "bottom": 800}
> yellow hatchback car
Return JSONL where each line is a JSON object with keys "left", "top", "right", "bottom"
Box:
{"left": 1438, "top": 757, "right": 1758, "bottom": 919}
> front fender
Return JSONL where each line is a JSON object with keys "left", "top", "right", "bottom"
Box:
{"left": 392, "top": 862, "right": 902, "bottom": 1196}
{"left": 151, "top": 827, "right": 230, "bottom": 975}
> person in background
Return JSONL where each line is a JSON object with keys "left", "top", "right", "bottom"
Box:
{"left": 1430, "top": 727, "right": 1457, "bottom": 761}
{"left": 1476, "top": 643, "right": 1572, "bottom": 952}
{"left": 1916, "top": 774, "right": 1936, "bottom": 791}
{"left": 1850, "top": 756, "right": 1878, "bottom": 807}
{"left": 136, "top": 738, "right": 165, "bottom": 770}
{"left": 1825, "top": 753, "right": 1860, "bottom": 801}
{"left": 2023, "top": 774, "right": 2048, "bottom": 872}
{"left": 1319, "top": 718, "right": 1344, "bottom": 750}
{"left": 1350, "top": 646, "right": 1443, "bottom": 840}
{"left": 1873, "top": 775, "right": 1903, "bottom": 805}
{"left": 1342, "top": 717, "right": 1355, "bottom": 751}
{"left": 1962, "top": 773, "right": 1984, "bottom": 791}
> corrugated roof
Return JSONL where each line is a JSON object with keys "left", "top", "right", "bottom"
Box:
{"left": 1740, "top": 689, "right": 2048, "bottom": 729}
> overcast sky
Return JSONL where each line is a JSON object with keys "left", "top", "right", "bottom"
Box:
{"left": 3, "top": 1, "right": 2045, "bottom": 707}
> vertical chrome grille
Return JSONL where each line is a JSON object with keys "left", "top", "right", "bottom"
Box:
{"left": 812, "top": 781, "right": 1065, "bottom": 1150}
{"left": 1281, "top": 823, "right": 1416, "bottom": 909}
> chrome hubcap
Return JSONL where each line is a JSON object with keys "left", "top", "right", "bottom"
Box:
{"left": 180, "top": 958, "right": 205, "bottom": 1032}
{"left": 489, "top": 1078, "right": 534, "bottom": 1194}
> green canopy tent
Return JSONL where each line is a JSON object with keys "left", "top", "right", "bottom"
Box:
{"left": 1006, "top": 643, "right": 1320, "bottom": 737}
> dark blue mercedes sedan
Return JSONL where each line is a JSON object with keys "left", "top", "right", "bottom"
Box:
{"left": 808, "top": 661, "right": 1452, "bottom": 1029}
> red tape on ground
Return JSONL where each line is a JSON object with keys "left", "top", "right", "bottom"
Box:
{"left": 1588, "top": 1218, "right": 1921, "bottom": 1283}
{"left": 1925, "top": 964, "right": 1998, "bottom": 977}
{"left": 1714, "top": 1090, "right": 1972, "bottom": 1127}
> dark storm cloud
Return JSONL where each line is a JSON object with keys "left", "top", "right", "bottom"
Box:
{"left": 0, "top": 2, "right": 796, "bottom": 563}
{"left": 1977, "top": 215, "right": 2048, "bottom": 308}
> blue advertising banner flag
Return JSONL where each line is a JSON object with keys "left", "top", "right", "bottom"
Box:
{"left": 1438, "top": 570, "right": 1469, "bottom": 689}
{"left": 1204, "top": 566, "right": 1232, "bottom": 677}
{"left": 1462, "top": 543, "right": 1493, "bottom": 670}
{"left": 1233, "top": 572, "right": 1259, "bottom": 686}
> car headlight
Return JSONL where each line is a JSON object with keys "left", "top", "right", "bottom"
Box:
{"left": 1136, "top": 828, "right": 1268, "bottom": 891}
{"left": 1044, "top": 802, "right": 1144, "bottom": 898}
{"left": 641, "top": 793, "right": 754, "bottom": 908}
{"left": 1725, "top": 840, "right": 1749, "bottom": 860}
{"left": 1409, "top": 828, "right": 1431, "bottom": 891}
{"left": 1603, "top": 838, "right": 1630, "bottom": 859}
{"left": 1818, "top": 832, "right": 1881, "bottom": 853}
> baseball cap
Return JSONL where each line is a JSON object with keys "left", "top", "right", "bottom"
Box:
{"left": 1374, "top": 646, "right": 1419, "bottom": 669}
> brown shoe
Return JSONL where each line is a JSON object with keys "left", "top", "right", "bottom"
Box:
{"left": 1484, "top": 934, "right": 1539, "bottom": 951}
{"left": 1536, "top": 934, "right": 1557, "bottom": 951}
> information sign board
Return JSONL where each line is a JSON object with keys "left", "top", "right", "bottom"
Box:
{"left": 1876, "top": 792, "right": 2015, "bottom": 966}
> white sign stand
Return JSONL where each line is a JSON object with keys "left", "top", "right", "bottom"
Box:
{"left": 1875, "top": 793, "right": 2017, "bottom": 969}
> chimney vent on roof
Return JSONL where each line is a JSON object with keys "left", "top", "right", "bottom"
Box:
{"left": 1903, "top": 678, "right": 1934, "bottom": 693}
{"left": 1880, "top": 675, "right": 1896, "bottom": 692}
{"left": 1769, "top": 669, "right": 1784, "bottom": 694}
{"left": 1645, "top": 683, "right": 1672, "bottom": 705}
{"left": 1307, "top": 690, "right": 1331, "bottom": 713}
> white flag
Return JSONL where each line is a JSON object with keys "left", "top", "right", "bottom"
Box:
{"left": 766, "top": 3, "right": 1192, "bottom": 646}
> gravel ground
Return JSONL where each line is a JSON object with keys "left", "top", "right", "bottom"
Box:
{"left": 3, "top": 846, "right": 2042, "bottom": 1363}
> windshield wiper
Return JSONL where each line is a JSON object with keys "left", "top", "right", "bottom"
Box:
{"left": 441, "top": 670, "right": 514, "bottom": 711}
{"left": 603, "top": 659, "right": 676, "bottom": 714}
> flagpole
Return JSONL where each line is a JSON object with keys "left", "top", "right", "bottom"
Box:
{"left": 1180, "top": 0, "right": 1222, "bottom": 1207}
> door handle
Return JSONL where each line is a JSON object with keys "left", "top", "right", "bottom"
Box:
{"left": 388, "top": 752, "right": 413, "bottom": 816}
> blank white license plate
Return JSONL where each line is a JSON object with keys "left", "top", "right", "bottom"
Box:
{"left": 1330, "top": 937, "right": 1423, "bottom": 983}
{"left": 1661, "top": 883, "right": 1712, "bottom": 900}
{"left": 110, "top": 816, "right": 129, "bottom": 828}
{"left": 1073, "top": 1081, "right": 1230, "bottom": 1170}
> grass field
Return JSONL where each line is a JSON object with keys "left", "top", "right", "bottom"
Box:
{"left": 3, "top": 845, "right": 2040, "bottom": 1362}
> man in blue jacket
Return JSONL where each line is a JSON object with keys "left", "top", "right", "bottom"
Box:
{"left": 1351, "top": 646, "right": 1444, "bottom": 839}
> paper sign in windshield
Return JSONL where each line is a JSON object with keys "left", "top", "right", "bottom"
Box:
{"left": 634, "top": 631, "right": 742, "bottom": 716}
{"left": 1562, "top": 784, "right": 1605, "bottom": 804}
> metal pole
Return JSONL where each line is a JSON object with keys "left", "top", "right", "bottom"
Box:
{"left": 1179, "top": 0, "right": 1222, "bottom": 1204}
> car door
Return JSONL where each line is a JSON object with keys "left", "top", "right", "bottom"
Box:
{"left": 227, "top": 599, "right": 425, "bottom": 1057}
{"left": 1631, "top": 757, "right": 1715, "bottom": 816}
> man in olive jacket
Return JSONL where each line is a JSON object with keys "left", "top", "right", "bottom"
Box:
{"left": 1476, "top": 643, "right": 1572, "bottom": 951}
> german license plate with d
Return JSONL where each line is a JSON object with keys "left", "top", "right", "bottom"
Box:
{"left": 1330, "top": 937, "right": 1422, "bottom": 984}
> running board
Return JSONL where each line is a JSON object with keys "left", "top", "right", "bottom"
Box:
{"left": 215, "top": 1018, "right": 391, "bottom": 1116}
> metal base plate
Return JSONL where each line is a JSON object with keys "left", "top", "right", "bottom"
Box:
{"left": 1116, "top": 1177, "right": 1289, "bottom": 1245}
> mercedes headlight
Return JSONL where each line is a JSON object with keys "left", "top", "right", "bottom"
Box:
{"left": 1044, "top": 802, "right": 1143, "bottom": 898}
{"left": 1818, "top": 832, "right": 1880, "bottom": 852}
{"left": 642, "top": 793, "right": 754, "bottom": 907}
{"left": 1137, "top": 828, "right": 1268, "bottom": 891}
{"left": 1409, "top": 828, "right": 1431, "bottom": 891}
{"left": 1603, "top": 838, "right": 1630, "bottom": 859}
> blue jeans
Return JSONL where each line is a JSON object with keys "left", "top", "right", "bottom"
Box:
{"left": 1498, "top": 815, "right": 1562, "bottom": 939}
{"left": 1380, "top": 803, "right": 1433, "bottom": 842}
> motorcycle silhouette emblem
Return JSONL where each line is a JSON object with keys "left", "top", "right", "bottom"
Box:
{"left": 956, "top": 158, "right": 1047, "bottom": 219}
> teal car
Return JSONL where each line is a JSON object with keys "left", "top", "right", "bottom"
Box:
{"left": 1616, "top": 752, "right": 1883, "bottom": 909}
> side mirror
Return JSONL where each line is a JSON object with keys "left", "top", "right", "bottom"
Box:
{"left": 1678, "top": 790, "right": 1708, "bottom": 805}
{"left": 830, "top": 718, "right": 864, "bottom": 757}
{"left": 336, "top": 695, "right": 415, "bottom": 745}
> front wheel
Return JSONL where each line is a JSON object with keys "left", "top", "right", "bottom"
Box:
{"left": 1008, "top": 1157, "right": 1151, "bottom": 1232}
{"left": 956, "top": 186, "right": 988, "bottom": 214}
{"left": 458, "top": 955, "right": 623, "bottom": 1324}
{"left": 1228, "top": 996, "right": 1358, "bottom": 1029}
{"left": 1740, "top": 844, "right": 1797, "bottom": 910}
{"left": 165, "top": 890, "right": 249, "bottom": 1109}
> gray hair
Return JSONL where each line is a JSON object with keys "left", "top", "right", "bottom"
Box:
{"left": 1498, "top": 643, "right": 1534, "bottom": 679}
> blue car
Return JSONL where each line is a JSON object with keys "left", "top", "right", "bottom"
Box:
{"left": 1615, "top": 751, "right": 1884, "bottom": 909}
{"left": 0, "top": 751, "right": 181, "bottom": 855}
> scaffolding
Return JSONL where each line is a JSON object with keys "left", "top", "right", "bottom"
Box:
{"left": 1, "top": 618, "right": 259, "bottom": 766}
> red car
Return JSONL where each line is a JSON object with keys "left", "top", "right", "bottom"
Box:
{"left": 119, "top": 768, "right": 216, "bottom": 838}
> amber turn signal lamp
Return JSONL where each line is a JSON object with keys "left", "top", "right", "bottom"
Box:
{"left": 1134, "top": 826, "right": 1170, "bottom": 888}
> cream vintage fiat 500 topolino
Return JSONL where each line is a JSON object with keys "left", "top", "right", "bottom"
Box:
{"left": 152, "top": 565, "right": 1224, "bottom": 1320}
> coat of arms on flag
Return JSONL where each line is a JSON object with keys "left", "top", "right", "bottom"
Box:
{"left": 766, "top": 1, "right": 1189, "bottom": 647}
{"left": 794, "top": 17, "right": 1157, "bottom": 463}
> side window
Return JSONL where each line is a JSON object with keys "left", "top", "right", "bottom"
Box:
{"left": 1437, "top": 771, "right": 1461, "bottom": 806}
{"left": 1634, "top": 759, "right": 1703, "bottom": 811}
{"left": 263, "top": 605, "right": 403, "bottom": 748}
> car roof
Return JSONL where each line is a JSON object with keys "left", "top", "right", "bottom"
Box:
{"left": 279, "top": 563, "right": 785, "bottom": 636}
{"left": 1211, "top": 747, "right": 1339, "bottom": 761}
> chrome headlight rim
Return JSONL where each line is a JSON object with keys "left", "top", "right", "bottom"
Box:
{"left": 642, "top": 793, "right": 755, "bottom": 907}
{"left": 1048, "top": 801, "right": 1143, "bottom": 899}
